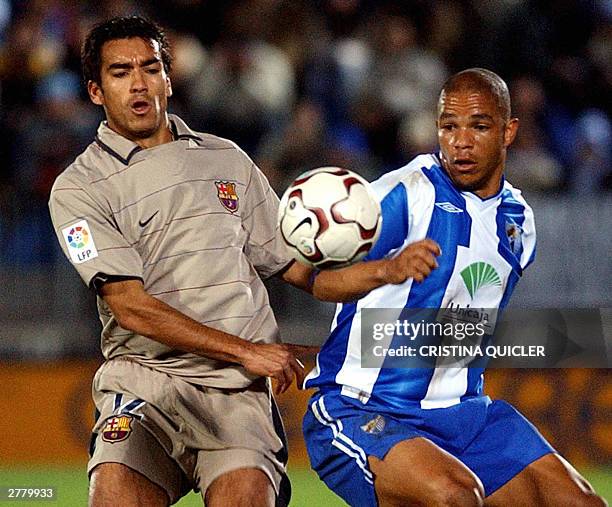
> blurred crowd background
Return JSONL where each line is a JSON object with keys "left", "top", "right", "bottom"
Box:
{"left": 0, "top": 0, "right": 610, "bottom": 356}
{"left": 0, "top": 0, "right": 610, "bottom": 486}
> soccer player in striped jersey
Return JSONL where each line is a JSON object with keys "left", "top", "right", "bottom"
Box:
{"left": 300, "top": 69, "right": 605, "bottom": 506}
{"left": 49, "top": 16, "right": 318, "bottom": 507}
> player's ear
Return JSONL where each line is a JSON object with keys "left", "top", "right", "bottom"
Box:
{"left": 88, "top": 80, "right": 104, "bottom": 106}
{"left": 504, "top": 118, "right": 519, "bottom": 148}
{"left": 165, "top": 75, "right": 173, "bottom": 98}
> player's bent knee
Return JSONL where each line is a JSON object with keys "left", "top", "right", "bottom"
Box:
{"left": 376, "top": 479, "right": 484, "bottom": 507}
{"left": 426, "top": 475, "right": 485, "bottom": 507}
{"left": 373, "top": 460, "right": 484, "bottom": 507}
{"left": 89, "top": 463, "right": 169, "bottom": 507}
{"left": 205, "top": 468, "right": 275, "bottom": 507}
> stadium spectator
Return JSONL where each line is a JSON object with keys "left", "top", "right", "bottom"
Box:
{"left": 0, "top": 0, "right": 610, "bottom": 353}
{"left": 505, "top": 76, "right": 564, "bottom": 192}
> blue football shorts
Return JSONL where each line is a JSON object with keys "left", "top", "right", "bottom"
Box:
{"left": 303, "top": 391, "right": 555, "bottom": 506}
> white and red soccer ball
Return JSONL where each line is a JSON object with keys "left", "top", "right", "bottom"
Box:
{"left": 278, "top": 167, "right": 382, "bottom": 269}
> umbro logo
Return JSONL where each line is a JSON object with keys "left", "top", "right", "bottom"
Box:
{"left": 139, "top": 210, "right": 159, "bottom": 227}
{"left": 435, "top": 202, "right": 463, "bottom": 213}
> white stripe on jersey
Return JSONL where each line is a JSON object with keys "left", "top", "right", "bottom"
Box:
{"left": 421, "top": 194, "right": 511, "bottom": 408}
{"left": 335, "top": 156, "right": 438, "bottom": 402}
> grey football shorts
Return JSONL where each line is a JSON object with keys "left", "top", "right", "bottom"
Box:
{"left": 87, "top": 358, "right": 290, "bottom": 505}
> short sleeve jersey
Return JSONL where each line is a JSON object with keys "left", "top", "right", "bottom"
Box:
{"left": 305, "top": 154, "right": 536, "bottom": 411}
{"left": 49, "top": 115, "right": 292, "bottom": 388}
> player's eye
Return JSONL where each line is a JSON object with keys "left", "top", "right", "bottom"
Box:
{"left": 112, "top": 71, "right": 128, "bottom": 78}
{"left": 440, "top": 124, "right": 455, "bottom": 131}
{"left": 474, "top": 124, "right": 490, "bottom": 131}
{"left": 145, "top": 67, "right": 160, "bottom": 74}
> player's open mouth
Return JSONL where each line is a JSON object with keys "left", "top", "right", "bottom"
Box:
{"left": 130, "top": 100, "right": 151, "bottom": 115}
{"left": 453, "top": 159, "right": 477, "bottom": 171}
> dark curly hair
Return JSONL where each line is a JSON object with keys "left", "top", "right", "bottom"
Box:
{"left": 81, "top": 16, "right": 172, "bottom": 86}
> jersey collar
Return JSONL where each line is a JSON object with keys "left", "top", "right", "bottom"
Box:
{"left": 94, "top": 114, "right": 203, "bottom": 165}
{"left": 170, "top": 114, "right": 203, "bottom": 143}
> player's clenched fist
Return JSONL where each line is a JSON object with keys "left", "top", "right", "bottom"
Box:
{"left": 383, "top": 239, "right": 441, "bottom": 284}
{"left": 239, "top": 342, "right": 320, "bottom": 394}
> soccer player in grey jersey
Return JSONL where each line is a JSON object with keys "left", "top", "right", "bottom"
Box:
{"left": 48, "top": 16, "right": 327, "bottom": 507}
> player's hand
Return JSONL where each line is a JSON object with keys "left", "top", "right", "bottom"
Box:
{"left": 383, "top": 239, "right": 441, "bottom": 284}
{"left": 239, "top": 342, "right": 320, "bottom": 394}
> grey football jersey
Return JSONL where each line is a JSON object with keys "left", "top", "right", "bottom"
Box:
{"left": 49, "top": 115, "right": 292, "bottom": 388}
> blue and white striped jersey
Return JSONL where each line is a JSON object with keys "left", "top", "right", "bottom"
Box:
{"left": 304, "top": 154, "right": 536, "bottom": 412}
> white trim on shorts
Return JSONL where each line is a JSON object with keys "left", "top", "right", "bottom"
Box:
{"left": 310, "top": 396, "right": 374, "bottom": 484}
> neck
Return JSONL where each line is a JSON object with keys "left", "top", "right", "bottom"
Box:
{"left": 107, "top": 115, "right": 173, "bottom": 149}
{"left": 473, "top": 173, "right": 504, "bottom": 198}
{"left": 134, "top": 117, "right": 173, "bottom": 149}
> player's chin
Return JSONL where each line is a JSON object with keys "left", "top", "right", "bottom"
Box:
{"left": 128, "top": 121, "right": 160, "bottom": 140}
{"left": 448, "top": 172, "right": 482, "bottom": 192}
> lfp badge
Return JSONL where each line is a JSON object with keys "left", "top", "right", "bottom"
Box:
{"left": 61, "top": 219, "right": 99, "bottom": 264}
{"left": 215, "top": 181, "right": 239, "bottom": 212}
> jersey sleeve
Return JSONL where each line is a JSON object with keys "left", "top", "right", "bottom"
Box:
{"left": 519, "top": 201, "right": 536, "bottom": 271}
{"left": 241, "top": 163, "right": 293, "bottom": 279}
{"left": 364, "top": 182, "right": 410, "bottom": 262}
{"left": 49, "top": 175, "right": 144, "bottom": 288}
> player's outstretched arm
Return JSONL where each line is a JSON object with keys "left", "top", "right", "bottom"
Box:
{"left": 100, "top": 279, "right": 317, "bottom": 393}
{"left": 311, "top": 239, "right": 441, "bottom": 302}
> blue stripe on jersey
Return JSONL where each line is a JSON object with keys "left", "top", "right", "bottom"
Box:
{"left": 495, "top": 189, "right": 526, "bottom": 276}
{"left": 305, "top": 302, "right": 357, "bottom": 390}
{"left": 365, "top": 183, "right": 409, "bottom": 261}
{"left": 121, "top": 399, "right": 145, "bottom": 414}
{"left": 306, "top": 182, "right": 409, "bottom": 391}
{"left": 496, "top": 188, "right": 527, "bottom": 309}
{"left": 368, "top": 165, "right": 473, "bottom": 409}
{"left": 403, "top": 165, "right": 471, "bottom": 308}
{"left": 113, "top": 393, "right": 123, "bottom": 411}
{"left": 461, "top": 368, "right": 485, "bottom": 402}
{"left": 499, "top": 270, "right": 520, "bottom": 311}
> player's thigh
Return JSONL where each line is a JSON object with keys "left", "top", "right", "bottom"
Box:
{"left": 89, "top": 463, "right": 169, "bottom": 507}
{"left": 485, "top": 453, "right": 607, "bottom": 507}
{"left": 195, "top": 446, "right": 289, "bottom": 507}
{"left": 205, "top": 467, "right": 275, "bottom": 507}
{"left": 368, "top": 437, "right": 485, "bottom": 507}
{"left": 187, "top": 380, "right": 290, "bottom": 504}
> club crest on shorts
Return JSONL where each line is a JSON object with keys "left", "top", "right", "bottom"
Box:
{"left": 215, "top": 181, "right": 239, "bottom": 212}
{"left": 360, "top": 414, "right": 386, "bottom": 434}
{"left": 101, "top": 414, "right": 133, "bottom": 443}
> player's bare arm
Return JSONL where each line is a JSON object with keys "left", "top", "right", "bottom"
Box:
{"left": 100, "top": 278, "right": 316, "bottom": 393}
{"left": 308, "top": 239, "right": 441, "bottom": 302}
{"left": 279, "top": 260, "right": 314, "bottom": 293}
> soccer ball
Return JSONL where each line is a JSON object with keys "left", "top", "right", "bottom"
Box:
{"left": 278, "top": 167, "right": 382, "bottom": 269}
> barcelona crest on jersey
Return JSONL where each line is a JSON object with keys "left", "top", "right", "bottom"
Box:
{"left": 215, "top": 181, "right": 239, "bottom": 212}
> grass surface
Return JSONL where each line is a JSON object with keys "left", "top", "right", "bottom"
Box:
{"left": 0, "top": 466, "right": 609, "bottom": 506}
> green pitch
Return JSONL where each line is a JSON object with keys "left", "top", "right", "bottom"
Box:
{"left": 0, "top": 466, "right": 609, "bottom": 506}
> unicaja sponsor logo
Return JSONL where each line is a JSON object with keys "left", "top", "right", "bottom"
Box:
{"left": 460, "top": 262, "right": 501, "bottom": 299}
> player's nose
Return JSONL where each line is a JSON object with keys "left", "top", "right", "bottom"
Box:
{"left": 452, "top": 127, "right": 474, "bottom": 149}
{"left": 130, "top": 70, "right": 148, "bottom": 93}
